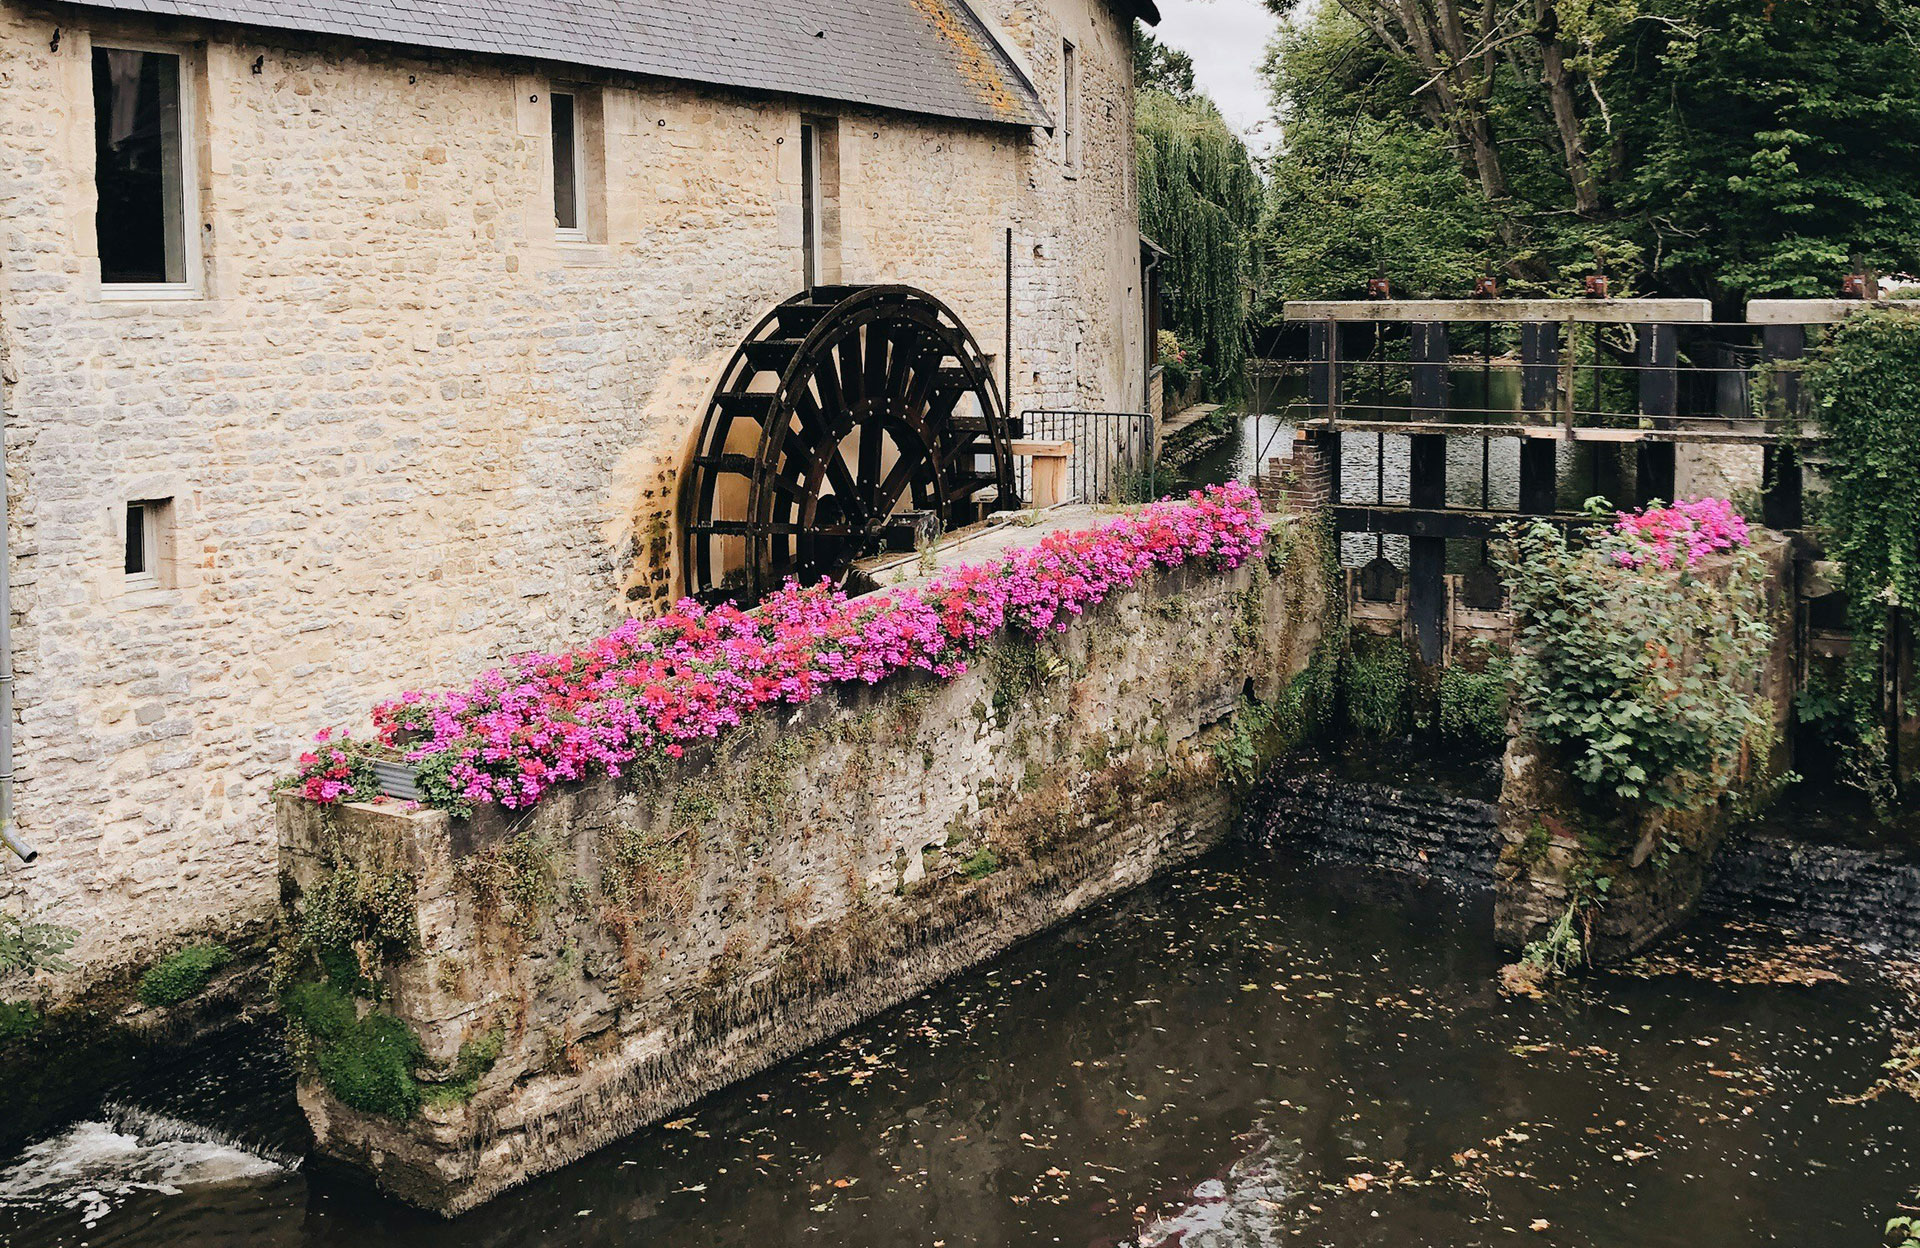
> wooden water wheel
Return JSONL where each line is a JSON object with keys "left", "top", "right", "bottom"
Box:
{"left": 681, "top": 285, "right": 1020, "bottom": 602}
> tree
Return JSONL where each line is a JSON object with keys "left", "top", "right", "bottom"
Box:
{"left": 1137, "top": 89, "right": 1262, "bottom": 397}
{"left": 1613, "top": 0, "right": 1920, "bottom": 306}
{"left": 1257, "top": 0, "right": 1920, "bottom": 305}
{"left": 1132, "top": 25, "right": 1197, "bottom": 98}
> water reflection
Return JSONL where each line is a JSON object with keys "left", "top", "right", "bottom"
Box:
{"left": 3, "top": 851, "right": 1913, "bottom": 1248}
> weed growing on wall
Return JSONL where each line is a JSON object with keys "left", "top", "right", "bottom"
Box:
{"left": 0, "top": 908, "right": 75, "bottom": 979}
{"left": 1495, "top": 508, "right": 1768, "bottom": 814}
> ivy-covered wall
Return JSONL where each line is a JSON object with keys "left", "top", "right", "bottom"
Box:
{"left": 274, "top": 521, "right": 1332, "bottom": 1213}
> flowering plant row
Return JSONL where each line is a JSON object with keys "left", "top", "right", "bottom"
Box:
{"left": 286, "top": 484, "right": 1268, "bottom": 813}
{"left": 1607, "top": 496, "right": 1750, "bottom": 570}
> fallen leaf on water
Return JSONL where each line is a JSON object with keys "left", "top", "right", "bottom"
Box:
{"left": 1531, "top": 1218, "right": 1551, "bottom": 1232}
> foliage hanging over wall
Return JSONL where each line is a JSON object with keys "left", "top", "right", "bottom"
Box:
{"left": 1495, "top": 506, "right": 1770, "bottom": 812}
{"left": 1136, "top": 91, "right": 1260, "bottom": 399}
{"left": 1804, "top": 307, "right": 1920, "bottom": 794}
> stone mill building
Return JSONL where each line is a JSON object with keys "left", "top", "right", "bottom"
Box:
{"left": 0, "top": 0, "right": 1162, "bottom": 990}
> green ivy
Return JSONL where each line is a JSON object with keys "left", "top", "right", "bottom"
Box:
{"left": 1805, "top": 307, "right": 1920, "bottom": 800}
{"left": 137, "top": 943, "right": 233, "bottom": 1007}
{"left": 1496, "top": 518, "right": 1770, "bottom": 813}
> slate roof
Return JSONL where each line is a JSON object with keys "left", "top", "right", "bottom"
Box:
{"left": 64, "top": 0, "right": 1133, "bottom": 128}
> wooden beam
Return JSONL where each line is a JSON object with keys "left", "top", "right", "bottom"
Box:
{"left": 1333, "top": 504, "right": 1583, "bottom": 540}
{"left": 1283, "top": 298, "right": 1714, "bottom": 324}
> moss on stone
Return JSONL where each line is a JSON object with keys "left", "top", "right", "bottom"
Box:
{"left": 959, "top": 847, "right": 1001, "bottom": 880}
{"left": 422, "top": 1027, "right": 504, "bottom": 1109}
{"left": 283, "top": 979, "right": 423, "bottom": 1120}
{"left": 137, "top": 942, "right": 234, "bottom": 1007}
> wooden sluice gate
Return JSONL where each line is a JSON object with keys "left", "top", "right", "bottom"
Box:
{"left": 1266, "top": 296, "right": 1855, "bottom": 668}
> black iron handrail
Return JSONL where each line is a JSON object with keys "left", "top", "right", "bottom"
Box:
{"left": 1016, "top": 410, "right": 1158, "bottom": 504}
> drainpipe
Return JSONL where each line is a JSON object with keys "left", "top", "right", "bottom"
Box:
{"left": 0, "top": 365, "right": 25, "bottom": 864}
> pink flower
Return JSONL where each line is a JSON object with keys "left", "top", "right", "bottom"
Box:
{"left": 1608, "top": 497, "right": 1750, "bottom": 570}
{"left": 304, "top": 484, "right": 1268, "bottom": 810}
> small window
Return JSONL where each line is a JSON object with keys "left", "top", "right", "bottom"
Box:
{"left": 1061, "top": 39, "right": 1079, "bottom": 171}
{"left": 124, "top": 498, "right": 172, "bottom": 586}
{"left": 93, "top": 46, "right": 195, "bottom": 289}
{"left": 801, "top": 122, "right": 822, "bottom": 288}
{"left": 551, "top": 91, "right": 583, "bottom": 237}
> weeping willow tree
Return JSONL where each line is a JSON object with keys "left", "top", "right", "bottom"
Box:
{"left": 1136, "top": 89, "right": 1260, "bottom": 400}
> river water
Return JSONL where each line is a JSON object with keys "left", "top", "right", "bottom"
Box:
{"left": 3, "top": 848, "right": 1915, "bottom": 1247}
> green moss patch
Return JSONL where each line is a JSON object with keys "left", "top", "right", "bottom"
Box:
{"left": 137, "top": 943, "right": 234, "bottom": 1007}
{"left": 283, "top": 979, "right": 423, "bottom": 1119}
{"left": 422, "top": 1027, "right": 504, "bottom": 1109}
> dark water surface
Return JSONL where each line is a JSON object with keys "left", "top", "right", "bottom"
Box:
{"left": 3, "top": 851, "right": 1914, "bottom": 1247}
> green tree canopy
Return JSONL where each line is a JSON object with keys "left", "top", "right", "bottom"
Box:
{"left": 1258, "top": 0, "right": 1920, "bottom": 307}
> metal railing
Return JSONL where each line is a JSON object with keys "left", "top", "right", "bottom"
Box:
{"left": 1258, "top": 320, "right": 1820, "bottom": 441}
{"left": 1016, "top": 410, "right": 1158, "bottom": 504}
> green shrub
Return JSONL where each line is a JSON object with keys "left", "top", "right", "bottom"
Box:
{"left": 1341, "top": 636, "right": 1410, "bottom": 738}
{"left": 138, "top": 942, "right": 234, "bottom": 1007}
{"left": 1496, "top": 518, "right": 1769, "bottom": 812}
{"left": 1437, "top": 653, "right": 1512, "bottom": 752}
{"left": 283, "top": 979, "right": 422, "bottom": 1119}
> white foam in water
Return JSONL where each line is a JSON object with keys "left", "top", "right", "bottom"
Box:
{"left": 0, "top": 1106, "right": 288, "bottom": 1230}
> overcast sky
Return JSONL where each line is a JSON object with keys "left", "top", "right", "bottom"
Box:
{"left": 1151, "top": 0, "right": 1284, "bottom": 157}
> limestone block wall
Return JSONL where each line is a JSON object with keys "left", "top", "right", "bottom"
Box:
{"left": 275, "top": 526, "right": 1328, "bottom": 1212}
{"left": 0, "top": 0, "right": 1147, "bottom": 990}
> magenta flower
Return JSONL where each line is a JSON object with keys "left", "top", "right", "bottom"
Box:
{"left": 297, "top": 484, "right": 1268, "bottom": 811}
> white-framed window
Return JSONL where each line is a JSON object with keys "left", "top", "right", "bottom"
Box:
{"left": 1060, "top": 38, "right": 1080, "bottom": 172}
{"left": 92, "top": 41, "right": 201, "bottom": 299}
{"left": 801, "top": 121, "right": 823, "bottom": 288}
{"left": 551, "top": 89, "right": 586, "bottom": 239}
{"left": 124, "top": 498, "right": 173, "bottom": 588}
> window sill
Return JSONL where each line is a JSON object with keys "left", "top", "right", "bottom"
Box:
{"left": 555, "top": 240, "right": 614, "bottom": 266}
{"left": 99, "top": 284, "right": 204, "bottom": 305}
{"left": 118, "top": 579, "right": 178, "bottom": 607}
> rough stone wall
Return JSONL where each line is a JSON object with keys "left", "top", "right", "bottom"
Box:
{"left": 0, "top": 0, "right": 1146, "bottom": 989}
{"left": 277, "top": 526, "right": 1327, "bottom": 1212}
{"left": 1492, "top": 532, "right": 1797, "bottom": 962}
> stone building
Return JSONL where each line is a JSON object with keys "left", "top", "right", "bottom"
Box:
{"left": 0, "top": 0, "right": 1159, "bottom": 991}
